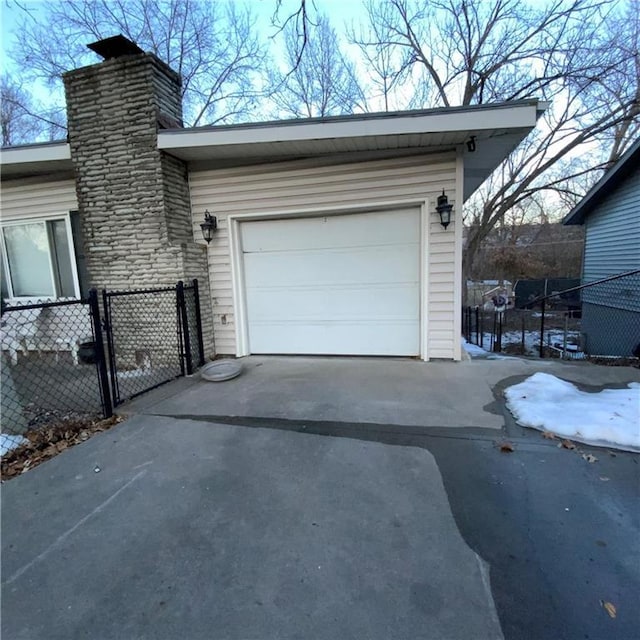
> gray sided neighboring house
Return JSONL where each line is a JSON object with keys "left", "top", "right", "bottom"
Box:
{"left": 564, "top": 139, "right": 640, "bottom": 356}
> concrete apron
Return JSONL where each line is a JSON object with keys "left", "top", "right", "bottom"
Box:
{"left": 1, "top": 415, "right": 503, "bottom": 640}
{"left": 121, "top": 355, "right": 640, "bottom": 429}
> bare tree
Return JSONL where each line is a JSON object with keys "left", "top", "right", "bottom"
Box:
{"left": 268, "top": 14, "right": 366, "bottom": 118}
{"left": 7, "top": 0, "right": 266, "bottom": 128}
{"left": 349, "top": 11, "right": 407, "bottom": 112}
{"left": 1, "top": 77, "right": 66, "bottom": 146}
{"left": 355, "top": 0, "right": 640, "bottom": 283}
{"left": 271, "top": 0, "right": 316, "bottom": 71}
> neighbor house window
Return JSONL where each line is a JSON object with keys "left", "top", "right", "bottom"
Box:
{"left": 1, "top": 217, "right": 79, "bottom": 300}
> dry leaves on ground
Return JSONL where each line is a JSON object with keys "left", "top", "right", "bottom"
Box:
{"left": 1, "top": 416, "right": 123, "bottom": 480}
{"left": 601, "top": 600, "right": 617, "bottom": 618}
{"left": 550, "top": 434, "right": 600, "bottom": 463}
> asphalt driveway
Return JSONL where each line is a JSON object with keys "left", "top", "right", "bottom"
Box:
{"left": 2, "top": 356, "right": 639, "bottom": 640}
{"left": 122, "top": 355, "right": 640, "bottom": 429}
{"left": 2, "top": 415, "right": 502, "bottom": 640}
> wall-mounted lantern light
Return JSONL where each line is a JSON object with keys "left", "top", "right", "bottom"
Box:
{"left": 200, "top": 210, "right": 218, "bottom": 243}
{"left": 436, "top": 190, "right": 453, "bottom": 229}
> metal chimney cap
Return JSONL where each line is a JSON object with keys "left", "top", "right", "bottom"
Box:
{"left": 87, "top": 35, "right": 144, "bottom": 60}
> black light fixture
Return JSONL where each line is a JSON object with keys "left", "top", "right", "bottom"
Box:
{"left": 436, "top": 190, "right": 453, "bottom": 229}
{"left": 200, "top": 210, "right": 218, "bottom": 243}
{"left": 466, "top": 135, "right": 477, "bottom": 153}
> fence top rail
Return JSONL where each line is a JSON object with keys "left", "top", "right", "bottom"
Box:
{"left": 2, "top": 297, "right": 89, "bottom": 313}
{"left": 520, "top": 269, "right": 640, "bottom": 308}
{"left": 105, "top": 285, "right": 177, "bottom": 297}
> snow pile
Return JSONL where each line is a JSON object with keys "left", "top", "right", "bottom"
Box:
{"left": 462, "top": 338, "right": 488, "bottom": 357}
{"left": 1, "top": 434, "right": 30, "bottom": 457}
{"left": 462, "top": 338, "right": 520, "bottom": 360}
{"left": 505, "top": 373, "right": 640, "bottom": 451}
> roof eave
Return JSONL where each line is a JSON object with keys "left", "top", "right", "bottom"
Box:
{"left": 158, "top": 101, "right": 541, "bottom": 152}
{"left": 0, "top": 142, "right": 73, "bottom": 180}
{"left": 563, "top": 138, "right": 640, "bottom": 225}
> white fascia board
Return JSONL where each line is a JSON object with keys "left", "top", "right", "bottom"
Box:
{"left": 0, "top": 143, "right": 71, "bottom": 166}
{"left": 158, "top": 103, "right": 540, "bottom": 151}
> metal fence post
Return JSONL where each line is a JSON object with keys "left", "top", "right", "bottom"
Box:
{"left": 102, "top": 289, "right": 120, "bottom": 406}
{"left": 474, "top": 306, "right": 479, "bottom": 346}
{"left": 192, "top": 279, "right": 205, "bottom": 367}
{"left": 495, "top": 311, "right": 503, "bottom": 352}
{"left": 539, "top": 299, "right": 546, "bottom": 358}
{"left": 177, "top": 281, "right": 193, "bottom": 375}
{"left": 88, "top": 289, "right": 113, "bottom": 418}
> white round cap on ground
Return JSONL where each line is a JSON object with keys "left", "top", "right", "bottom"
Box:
{"left": 200, "top": 360, "right": 243, "bottom": 382}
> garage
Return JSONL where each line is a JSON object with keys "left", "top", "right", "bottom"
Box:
{"left": 240, "top": 208, "right": 421, "bottom": 356}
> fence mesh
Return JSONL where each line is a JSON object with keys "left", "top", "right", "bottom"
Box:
{"left": 105, "top": 287, "right": 183, "bottom": 404}
{"left": 1, "top": 280, "right": 206, "bottom": 462}
{"left": 463, "top": 270, "right": 640, "bottom": 361}
{"left": 183, "top": 283, "right": 204, "bottom": 372}
{"left": 1, "top": 299, "right": 104, "bottom": 457}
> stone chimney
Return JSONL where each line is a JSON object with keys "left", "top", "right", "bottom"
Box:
{"left": 63, "top": 35, "right": 208, "bottom": 292}
{"left": 63, "top": 35, "right": 213, "bottom": 358}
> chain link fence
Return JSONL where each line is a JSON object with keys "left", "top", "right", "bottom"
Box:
{"left": 463, "top": 270, "right": 640, "bottom": 362}
{"left": 182, "top": 280, "right": 205, "bottom": 376}
{"left": 103, "top": 280, "right": 205, "bottom": 405}
{"left": 1, "top": 296, "right": 106, "bottom": 457}
{"left": 1, "top": 280, "right": 205, "bottom": 459}
{"left": 104, "top": 286, "right": 184, "bottom": 405}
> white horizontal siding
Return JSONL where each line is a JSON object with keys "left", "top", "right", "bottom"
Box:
{"left": 0, "top": 177, "right": 78, "bottom": 220}
{"left": 189, "top": 153, "right": 459, "bottom": 358}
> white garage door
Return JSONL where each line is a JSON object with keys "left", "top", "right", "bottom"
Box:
{"left": 241, "top": 209, "right": 421, "bottom": 355}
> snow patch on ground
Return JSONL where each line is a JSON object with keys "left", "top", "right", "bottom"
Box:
{"left": 462, "top": 338, "right": 521, "bottom": 360}
{"left": 1, "top": 434, "right": 30, "bottom": 457}
{"left": 462, "top": 338, "right": 489, "bottom": 357}
{"left": 505, "top": 373, "right": 640, "bottom": 451}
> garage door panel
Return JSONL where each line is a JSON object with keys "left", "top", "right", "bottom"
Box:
{"left": 243, "top": 245, "right": 419, "bottom": 287}
{"left": 246, "top": 284, "right": 420, "bottom": 322}
{"left": 249, "top": 321, "right": 419, "bottom": 355}
{"left": 241, "top": 209, "right": 420, "bottom": 253}
{"left": 241, "top": 209, "right": 421, "bottom": 356}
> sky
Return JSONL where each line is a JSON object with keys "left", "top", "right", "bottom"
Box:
{"left": 0, "top": 0, "right": 367, "bottom": 66}
{"left": 0, "top": 0, "right": 371, "bottom": 115}
{"left": 1, "top": 0, "right": 632, "bottom": 217}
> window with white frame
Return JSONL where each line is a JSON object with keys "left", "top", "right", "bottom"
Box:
{"left": 1, "top": 216, "right": 79, "bottom": 300}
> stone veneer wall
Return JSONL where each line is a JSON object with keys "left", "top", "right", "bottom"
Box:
{"left": 63, "top": 52, "right": 214, "bottom": 360}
